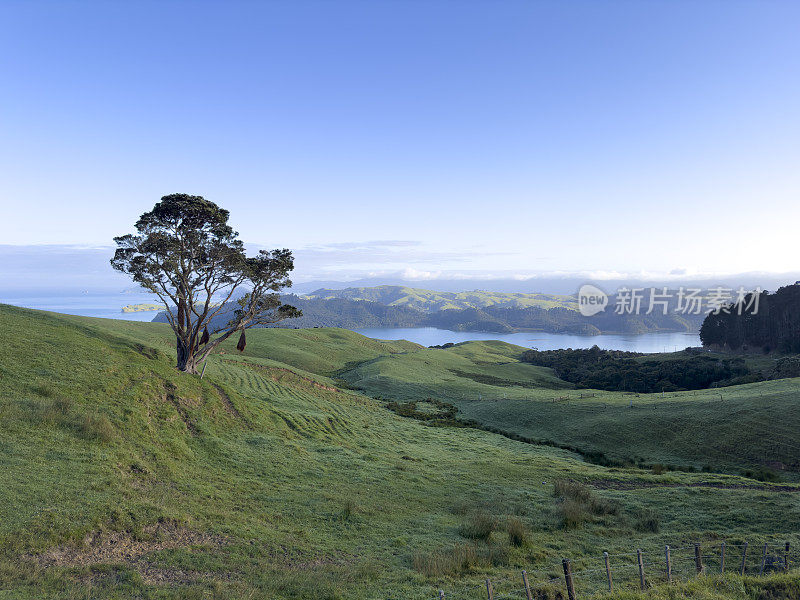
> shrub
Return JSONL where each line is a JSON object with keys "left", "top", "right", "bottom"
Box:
{"left": 459, "top": 512, "right": 497, "bottom": 540}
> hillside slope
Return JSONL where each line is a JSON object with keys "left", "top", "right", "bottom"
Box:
{"left": 1, "top": 304, "right": 798, "bottom": 599}
{"left": 339, "top": 342, "right": 800, "bottom": 479}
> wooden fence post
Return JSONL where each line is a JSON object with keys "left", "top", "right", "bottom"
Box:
{"left": 760, "top": 543, "right": 768, "bottom": 576}
{"left": 604, "top": 551, "right": 613, "bottom": 591}
{"left": 740, "top": 542, "right": 748, "bottom": 575}
{"left": 785, "top": 542, "right": 791, "bottom": 572}
{"left": 485, "top": 578, "right": 494, "bottom": 600}
{"left": 721, "top": 541, "right": 726, "bottom": 574}
{"left": 665, "top": 545, "right": 672, "bottom": 583}
{"left": 522, "top": 570, "right": 533, "bottom": 600}
{"left": 637, "top": 549, "right": 646, "bottom": 590}
{"left": 563, "top": 558, "right": 577, "bottom": 600}
{"left": 695, "top": 543, "right": 704, "bottom": 575}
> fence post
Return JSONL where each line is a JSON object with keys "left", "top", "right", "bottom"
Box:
{"left": 695, "top": 543, "right": 704, "bottom": 575}
{"left": 721, "top": 541, "right": 726, "bottom": 574}
{"left": 740, "top": 542, "right": 748, "bottom": 575}
{"left": 485, "top": 578, "right": 494, "bottom": 600}
{"left": 665, "top": 545, "right": 672, "bottom": 583}
{"left": 760, "top": 543, "right": 768, "bottom": 576}
{"left": 522, "top": 570, "right": 533, "bottom": 600}
{"left": 785, "top": 542, "right": 791, "bottom": 573}
{"left": 604, "top": 551, "right": 613, "bottom": 591}
{"left": 563, "top": 558, "right": 577, "bottom": 600}
{"left": 637, "top": 549, "right": 646, "bottom": 591}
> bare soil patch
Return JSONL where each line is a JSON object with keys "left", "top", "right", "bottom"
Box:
{"left": 29, "top": 521, "right": 227, "bottom": 584}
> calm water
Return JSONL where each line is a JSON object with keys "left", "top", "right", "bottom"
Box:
{"left": 1, "top": 295, "right": 702, "bottom": 352}
{"left": 354, "top": 327, "right": 701, "bottom": 353}
{"left": 0, "top": 293, "right": 162, "bottom": 322}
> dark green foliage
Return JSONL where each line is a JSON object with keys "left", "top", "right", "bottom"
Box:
{"left": 384, "top": 398, "right": 463, "bottom": 426}
{"left": 700, "top": 284, "right": 800, "bottom": 353}
{"left": 521, "top": 345, "right": 755, "bottom": 392}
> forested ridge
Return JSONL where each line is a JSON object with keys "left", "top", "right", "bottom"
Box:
{"left": 520, "top": 346, "right": 759, "bottom": 392}
{"left": 701, "top": 283, "right": 800, "bottom": 353}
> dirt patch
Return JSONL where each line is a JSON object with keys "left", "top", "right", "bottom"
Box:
{"left": 29, "top": 522, "right": 228, "bottom": 584}
{"left": 589, "top": 479, "right": 800, "bottom": 492}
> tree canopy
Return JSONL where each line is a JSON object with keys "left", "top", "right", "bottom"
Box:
{"left": 111, "top": 194, "right": 300, "bottom": 372}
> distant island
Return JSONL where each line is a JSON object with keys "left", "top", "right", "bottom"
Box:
{"left": 304, "top": 285, "right": 577, "bottom": 311}
{"left": 122, "top": 303, "right": 161, "bottom": 313}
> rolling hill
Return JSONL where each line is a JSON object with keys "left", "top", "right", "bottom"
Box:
{"left": 303, "top": 285, "right": 578, "bottom": 312}
{"left": 1, "top": 304, "right": 799, "bottom": 599}
{"left": 339, "top": 342, "right": 800, "bottom": 479}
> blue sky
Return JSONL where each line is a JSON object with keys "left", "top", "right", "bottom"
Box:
{"left": 1, "top": 0, "right": 799, "bottom": 284}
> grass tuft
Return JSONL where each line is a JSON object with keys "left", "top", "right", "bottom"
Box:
{"left": 504, "top": 516, "right": 529, "bottom": 547}
{"left": 633, "top": 507, "right": 660, "bottom": 532}
{"left": 458, "top": 512, "right": 497, "bottom": 540}
{"left": 77, "top": 413, "right": 114, "bottom": 443}
{"left": 554, "top": 479, "right": 619, "bottom": 529}
{"left": 412, "top": 542, "right": 509, "bottom": 577}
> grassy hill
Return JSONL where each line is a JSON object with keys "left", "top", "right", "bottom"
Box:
{"left": 339, "top": 343, "right": 800, "bottom": 479}
{"left": 1, "top": 304, "right": 799, "bottom": 599}
{"left": 303, "top": 285, "right": 578, "bottom": 312}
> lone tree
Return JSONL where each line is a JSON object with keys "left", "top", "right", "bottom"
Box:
{"left": 112, "top": 194, "right": 300, "bottom": 373}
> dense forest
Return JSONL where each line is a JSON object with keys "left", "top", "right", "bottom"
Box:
{"left": 700, "top": 283, "right": 800, "bottom": 353}
{"left": 520, "top": 346, "right": 759, "bottom": 392}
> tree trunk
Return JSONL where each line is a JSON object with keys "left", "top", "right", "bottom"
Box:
{"left": 176, "top": 338, "right": 199, "bottom": 374}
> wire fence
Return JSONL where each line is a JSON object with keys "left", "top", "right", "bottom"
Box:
{"left": 425, "top": 540, "right": 796, "bottom": 600}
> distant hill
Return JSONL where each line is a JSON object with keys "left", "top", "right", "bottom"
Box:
{"left": 303, "top": 285, "right": 577, "bottom": 312}
{"left": 153, "top": 293, "right": 422, "bottom": 330}
{"left": 153, "top": 287, "right": 705, "bottom": 335}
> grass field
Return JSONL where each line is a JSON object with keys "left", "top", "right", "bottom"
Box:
{"left": 1, "top": 304, "right": 799, "bottom": 599}
{"left": 339, "top": 343, "right": 800, "bottom": 479}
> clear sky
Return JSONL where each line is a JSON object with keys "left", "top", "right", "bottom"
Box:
{"left": 1, "top": 0, "right": 799, "bottom": 283}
